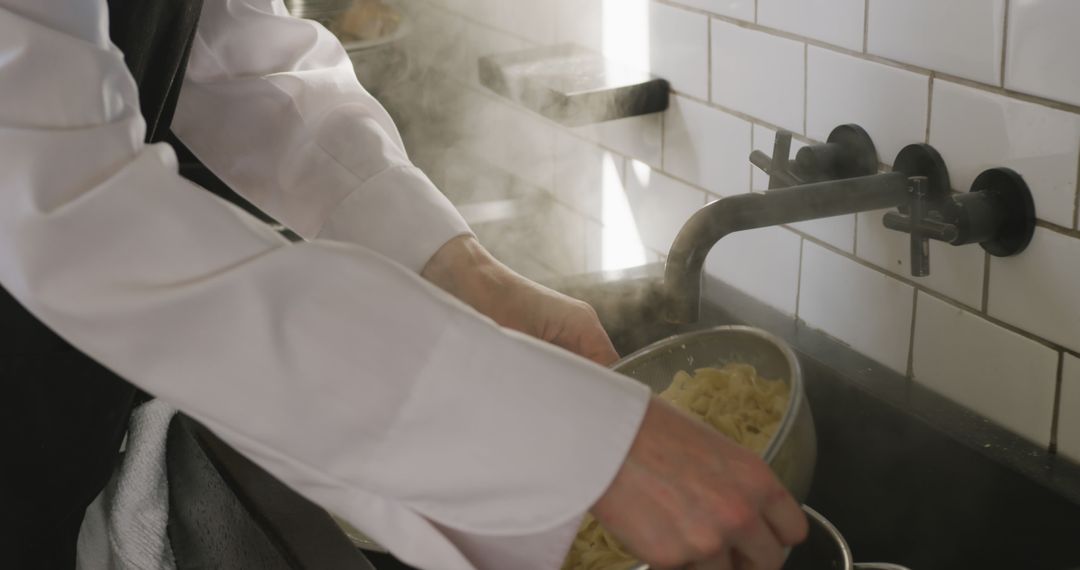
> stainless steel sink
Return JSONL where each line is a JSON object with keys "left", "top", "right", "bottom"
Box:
{"left": 551, "top": 264, "right": 1080, "bottom": 570}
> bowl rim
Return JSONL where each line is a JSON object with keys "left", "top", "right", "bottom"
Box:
{"left": 610, "top": 325, "right": 806, "bottom": 464}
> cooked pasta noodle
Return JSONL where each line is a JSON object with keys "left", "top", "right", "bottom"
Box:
{"left": 562, "top": 363, "right": 790, "bottom": 570}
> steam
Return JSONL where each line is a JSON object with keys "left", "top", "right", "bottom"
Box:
{"left": 359, "top": 0, "right": 656, "bottom": 283}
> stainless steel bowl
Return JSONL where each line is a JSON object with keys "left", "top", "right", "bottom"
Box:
{"left": 612, "top": 325, "right": 817, "bottom": 502}
{"left": 783, "top": 506, "right": 912, "bottom": 570}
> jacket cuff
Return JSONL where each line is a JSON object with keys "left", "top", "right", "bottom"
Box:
{"left": 316, "top": 165, "right": 472, "bottom": 272}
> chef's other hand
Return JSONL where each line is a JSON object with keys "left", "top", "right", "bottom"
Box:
{"left": 422, "top": 236, "right": 619, "bottom": 365}
{"left": 593, "top": 397, "right": 807, "bottom": 570}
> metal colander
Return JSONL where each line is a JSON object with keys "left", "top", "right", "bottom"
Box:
{"left": 612, "top": 325, "right": 817, "bottom": 502}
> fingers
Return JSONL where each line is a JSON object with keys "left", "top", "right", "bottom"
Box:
{"left": 761, "top": 487, "right": 808, "bottom": 546}
{"left": 582, "top": 325, "right": 619, "bottom": 365}
{"left": 729, "top": 515, "right": 785, "bottom": 570}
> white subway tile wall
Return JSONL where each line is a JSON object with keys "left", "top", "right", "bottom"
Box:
{"left": 418, "top": 0, "right": 1080, "bottom": 458}
{"left": 758, "top": 0, "right": 865, "bottom": 52}
{"left": 553, "top": 131, "right": 623, "bottom": 221}
{"left": 663, "top": 95, "right": 751, "bottom": 196}
{"left": 675, "top": 0, "right": 754, "bottom": 22}
{"left": 912, "top": 293, "right": 1059, "bottom": 445}
{"left": 1061, "top": 355, "right": 1080, "bottom": 463}
{"left": 1005, "top": 0, "right": 1080, "bottom": 107}
{"left": 866, "top": 0, "right": 1006, "bottom": 84}
{"left": 806, "top": 47, "right": 929, "bottom": 163}
{"left": 648, "top": 2, "right": 710, "bottom": 100}
{"left": 928, "top": 80, "right": 1080, "bottom": 228}
{"left": 752, "top": 126, "right": 856, "bottom": 252}
{"left": 460, "top": 93, "right": 556, "bottom": 191}
{"left": 711, "top": 18, "right": 806, "bottom": 133}
{"left": 799, "top": 241, "right": 915, "bottom": 373}
{"left": 988, "top": 228, "right": 1080, "bottom": 354}
{"left": 855, "top": 210, "right": 986, "bottom": 310}
{"left": 573, "top": 114, "right": 663, "bottom": 169}
{"left": 555, "top": 0, "right": 603, "bottom": 52}
{"left": 623, "top": 161, "right": 707, "bottom": 253}
{"left": 704, "top": 225, "right": 802, "bottom": 316}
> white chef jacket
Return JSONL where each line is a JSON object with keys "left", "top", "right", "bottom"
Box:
{"left": 0, "top": 1, "right": 651, "bottom": 569}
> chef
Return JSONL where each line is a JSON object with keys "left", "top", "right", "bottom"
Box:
{"left": 0, "top": 1, "right": 806, "bottom": 569}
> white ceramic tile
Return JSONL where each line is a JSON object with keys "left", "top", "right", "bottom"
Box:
{"left": 537, "top": 200, "right": 589, "bottom": 275}
{"left": 912, "top": 293, "right": 1058, "bottom": 445}
{"left": 553, "top": 132, "right": 625, "bottom": 221}
{"left": 663, "top": 95, "right": 752, "bottom": 196}
{"left": 483, "top": 0, "right": 556, "bottom": 45}
{"left": 758, "top": 0, "right": 864, "bottom": 51}
{"left": 753, "top": 126, "right": 856, "bottom": 252}
{"left": 806, "top": 47, "right": 930, "bottom": 164}
{"left": 461, "top": 95, "right": 557, "bottom": 191}
{"left": 591, "top": 0, "right": 652, "bottom": 72}
{"left": 988, "top": 227, "right": 1080, "bottom": 354}
{"left": 855, "top": 210, "right": 986, "bottom": 310}
{"left": 799, "top": 241, "right": 915, "bottom": 373}
{"left": 472, "top": 199, "right": 586, "bottom": 278}
{"left": 573, "top": 113, "right": 663, "bottom": 168}
{"left": 704, "top": 225, "right": 802, "bottom": 316}
{"left": 711, "top": 18, "right": 806, "bottom": 133}
{"left": 585, "top": 219, "right": 604, "bottom": 272}
{"left": 867, "top": 0, "right": 1006, "bottom": 84}
{"left": 649, "top": 2, "right": 710, "bottom": 99}
{"left": 1060, "top": 355, "right": 1080, "bottom": 462}
{"left": 465, "top": 20, "right": 532, "bottom": 86}
{"left": 1005, "top": 0, "right": 1080, "bottom": 107}
{"left": 555, "top": 0, "right": 604, "bottom": 52}
{"left": 929, "top": 80, "right": 1080, "bottom": 228}
{"left": 674, "top": 0, "right": 754, "bottom": 21}
{"left": 624, "top": 160, "right": 707, "bottom": 253}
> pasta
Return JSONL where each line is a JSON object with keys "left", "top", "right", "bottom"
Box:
{"left": 562, "top": 363, "right": 791, "bottom": 570}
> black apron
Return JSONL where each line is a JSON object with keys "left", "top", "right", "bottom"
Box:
{"left": 0, "top": 1, "right": 203, "bottom": 567}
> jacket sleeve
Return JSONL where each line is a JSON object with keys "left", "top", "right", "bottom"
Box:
{"left": 0, "top": 2, "right": 650, "bottom": 568}
{"left": 172, "top": 0, "right": 469, "bottom": 272}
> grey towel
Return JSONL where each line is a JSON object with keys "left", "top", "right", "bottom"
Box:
{"left": 77, "top": 399, "right": 178, "bottom": 570}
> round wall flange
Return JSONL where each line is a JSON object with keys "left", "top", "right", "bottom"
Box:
{"left": 893, "top": 143, "right": 951, "bottom": 200}
{"left": 827, "top": 124, "right": 878, "bottom": 178}
{"left": 972, "top": 168, "right": 1036, "bottom": 256}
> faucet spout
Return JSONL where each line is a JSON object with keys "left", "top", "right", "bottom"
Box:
{"left": 663, "top": 172, "right": 910, "bottom": 323}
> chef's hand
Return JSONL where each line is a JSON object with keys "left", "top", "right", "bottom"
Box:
{"left": 593, "top": 397, "right": 808, "bottom": 570}
{"left": 422, "top": 236, "right": 619, "bottom": 365}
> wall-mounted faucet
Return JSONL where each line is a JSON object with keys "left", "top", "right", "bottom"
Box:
{"left": 662, "top": 124, "right": 1036, "bottom": 324}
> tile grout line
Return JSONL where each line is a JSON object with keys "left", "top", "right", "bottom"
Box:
{"left": 795, "top": 228, "right": 1078, "bottom": 356}
{"left": 446, "top": 68, "right": 1080, "bottom": 242}
{"left": 906, "top": 288, "right": 919, "bottom": 379}
{"left": 748, "top": 120, "right": 756, "bottom": 193}
{"left": 1050, "top": 352, "right": 1064, "bottom": 454}
{"left": 862, "top": 0, "right": 869, "bottom": 53}
{"left": 803, "top": 43, "right": 809, "bottom": 136}
{"left": 1035, "top": 219, "right": 1080, "bottom": 240}
{"left": 659, "top": 102, "right": 667, "bottom": 171}
{"left": 925, "top": 75, "right": 935, "bottom": 144}
{"left": 652, "top": 0, "right": 1080, "bottom": 116}
{"left": 795, "top": 239, "right": 805, "bottom": 319}
{"left": 707, "top": 15, "right": 714, "bottom": 103}
{"left": 1074, "top": 149, "right": 1080, "bottom": 230}
{"left": 491, "top": 102, "right": 1080, "bottom": 364}
{"left": 853, "top": 212, "right": 860, "bottom": 255}
{"left": 1000, "top": 0, "right": 1011, "bottom": 88}
{"left": 981, "top": 252, "right": 992, "bottom": 314}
